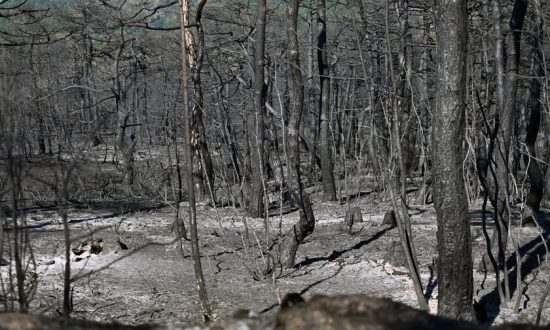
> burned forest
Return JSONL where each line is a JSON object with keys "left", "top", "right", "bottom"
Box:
{"left": 1, "top": 0, "right": 550, "bottom": 329}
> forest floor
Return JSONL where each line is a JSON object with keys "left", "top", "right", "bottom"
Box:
{"left": 2, "top": 176, "right": 550, "bottom": 327}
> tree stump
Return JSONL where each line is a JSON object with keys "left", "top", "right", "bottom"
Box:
{"left": 344, "top": 207, "right": 363, "bottom": 233}
{"left": 383, "top": 240, "right": 406, "bottom": 268}
{"left": 383, "top": 210, "right": 397, "bottom": 226}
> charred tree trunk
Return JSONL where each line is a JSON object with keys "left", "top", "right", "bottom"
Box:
{"left": 306, "top": 0, "right": 318, "bottom": 178}
{"left": 434, "top": 0, "right": 474, "bottom": 320}
{"left": 280, "top": 0, "right": 316, "bottom": 269}
{"left": 395, "top": 0, "right": 413, "bottom": 175}
{"left": 178, "top": 0, "right": 212, "bottom": 321}
{"left": 117, "top": 112, "right": 136, "bottom": 186}
{"left": 523, "top": 0, "right": 543, "bottom": 217}
{"left": 244, "top": 0, "right": 267, "bottom": 218}
{"left": 478, "top": 0, "right": 528, "bottom": 280}
{"left": 113, "top": 35, "right": 135, "bottom": 186}
{"left": 317, "top": 0, "right": 337, "bottom": 201}
{"left": 495, "top": 0, "right": 528, "bottom": 228}
{"left": 183, "top": 0, "right": 215, "bottom": 201}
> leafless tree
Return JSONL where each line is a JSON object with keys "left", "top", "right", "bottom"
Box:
{"left": 178, "top": 0, "right": 211, "bottom": 321}
{"left": 433, "top": 0, "right": 474, "bottom": 320}
{"left": 278, "top": 0, "right": 316, "bottom": 269}
{"left": 317, "top": 0, "right": 337, "bottom": 201}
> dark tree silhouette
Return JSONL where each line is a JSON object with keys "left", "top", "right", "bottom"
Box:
{"left": 317, "top": 0, "right": 337, "bottom": 201}
{"left": 279, "top": 0, "right": 316, "bottom": 269}
{"left": 433, "top": 0, "right": 474, "bottom": 321}
{"left": 244, "top": 0, "right": 267, "bottom": 218}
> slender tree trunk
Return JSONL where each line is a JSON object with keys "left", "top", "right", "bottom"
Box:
{"left": 434, "top": 0, "right": 474, "bottom": 320}
{"left": 212, "top": 69, "right": 242, "bottom": 185}
{"left": 178, "top": 0, "right": 212, "bottom": 321}
{"left": 306, "top": 0, "right": 318, "bottom": 177}
{"left": 414, "top": 12, "right": 433, "bottom": 204}
{"left": 29, "top": 42, "right": 48, "bottom": 156}
{"left": 495, "top": 0, "right": 528, "bottom": 247}
{"left": 356, "top": 0, "right": 386, "bottom": 176}
{"left": 58, "top": 171, "right": 73, "bottom": 318}
{"left": 3, "top": 59, "right": 29, "bottom": 312}
{"left": 280, "top": 0, "right": 316, "bottom": 269}
{"left": 395, "top": 0, "right": 412, "bottom": 175}
{"left": 112, "top": 35, "right": 136, "bottom": 186}
{"left": 244, "top": 0, "right": 267, "bottom": 218}
{"left": 376, "top": 2, "right": 427, "bottom": 311}
{"left": 183, "top": 0, "right": 215, "bottom": 201}
{"left": 391, "top": 0, "right": 410, "bottom": 201}
{"left": 545, "top": 138, "right": 550, "bottom": 207}
{"left": 477, "top": 0, "right": 506, "bottom": 277}
{"left": 478, "top": 0, "right": 528, "bottom": 284}
{"left": 117, "top": 112, "right": 136, "bottom": 186}
{"left": 317, "top": 0, "right": 337, "bottom": 201}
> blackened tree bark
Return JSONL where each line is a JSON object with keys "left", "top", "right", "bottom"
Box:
{"left": 279, "top": 0, "right": 316, "bottom": 269}
{"left": 500, "top": 0, "right": 528, "bottom": 184}
{"left": 178, "top": 0, "right": 212, "bottom": 321}
{"left": 478, "top": 0, "right": 528, "bottom": 281}
{"left": 306, "top": 0, "right": 318, "bottom": 177}
{"left": 244, "top": 0, "right": 267, "bottom": 218}
{"left": 494, "top": 0, "right": 528, "bottom": 231}
{"left": 317, "top": 0, "right": 337, "bottom": 201}
{"left": 434, "top": 0, "right": 474, "bottom": 321}
{"left": 30, "top": 42, "right": 49, "bottom": 155}
{"left": 523, "top": 0, "right": 543, "bottom": 217}
{"left": 476, "top": 0, "right": 507, "bottom": 277}
{"left": 395, "top": 0, "right": 413, "bottom": 175}
{"left": 114, "top": 39, "right": 136, "bottom": 186}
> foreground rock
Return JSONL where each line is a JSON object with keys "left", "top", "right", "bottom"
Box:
{"left": 274, "top": 295, "right": 547, "bottom": 330}
{"left": 0, "top": 313, "right": 151, "bottom": 330}
{"left": 1, "top": 295, "right": 549, "bottom": 330}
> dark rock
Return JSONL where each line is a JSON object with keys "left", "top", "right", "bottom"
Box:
{"left": 0, "top": 313, "right": 152, "bottom": 330}
{"left": 280, "top": 293, "right": 305, "bottom": 310}
{"left": 275, "top": 295, "right": 550, "bottom": 330}
{"left": 72, "top": 239, "right": 104, "bottom": 262}
{"left": 275, "top": 294, "right": 477, "bottom": 330}
{"left": 91, "top": 240, "right": 104, "bottom": 254}
{"left": 1, "top": 296, "right": 547, "bottom": 330}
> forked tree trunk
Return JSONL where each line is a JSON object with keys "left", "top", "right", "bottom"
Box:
{"left": 279, "top": 0, "right": 316, "bottom": 269}
{"left": 434, "top": 0, "right": 474, "bottom": 321}
{"left": 478, "top": 0, "right": 528, "bottom": 283}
